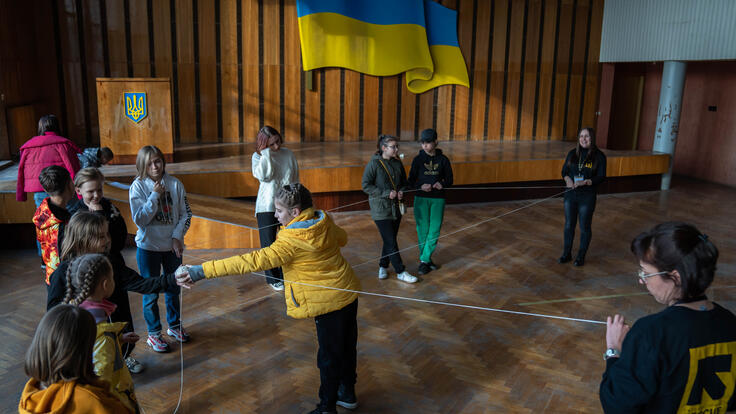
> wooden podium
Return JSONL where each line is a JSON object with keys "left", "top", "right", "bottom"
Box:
{"left": 96, "top": 78, "right": 174, "bottom": 165}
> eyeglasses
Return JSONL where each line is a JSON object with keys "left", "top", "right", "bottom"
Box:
{"left": 636, "top": 269, "right": 668, "bottom": 283}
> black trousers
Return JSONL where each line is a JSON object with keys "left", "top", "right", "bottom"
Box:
{"left": 563, "top": 191, "right": 597, "bottom": 258}
{"left": 256, "top": 212, "right": 284, "bottom": 284}
{"left": 374, "top": 217, "right": 406, "bottom": 273}
{"left": 315, "top": 299, "right": 358, "bottom": 411}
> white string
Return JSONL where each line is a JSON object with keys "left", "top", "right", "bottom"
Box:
{"left": 351, "top": 188, "right": 572, "bottom": 268}
{"left": 175, "top": 258, "right": 605, "bottom": 326}
{"left": 136, "top": 291, "right": 185, "bottom": 414}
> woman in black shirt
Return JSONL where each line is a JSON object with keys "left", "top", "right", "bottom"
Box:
{"left": 559, "top": 127, "right": 607, "bottom": 266}
{"left": 600, "top": 222, "right": 736, "bottom": 413}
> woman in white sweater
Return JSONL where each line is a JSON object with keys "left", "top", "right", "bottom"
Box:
{"left": 129, "top": 145, "right": 192, "bottom": 353}
{"left": 251, "top": 126, "right": 299, "bottom": 291}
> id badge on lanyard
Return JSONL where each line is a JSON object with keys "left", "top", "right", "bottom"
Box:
{"left": 575, "top": 159, "right": 585, "bottom": 183}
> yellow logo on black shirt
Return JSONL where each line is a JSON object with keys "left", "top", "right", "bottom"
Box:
{"left": 677, "top": 341, "right": 736, "bottom": 413}
{"left": 423, "top": 160, "right": 440, "bottom": 176}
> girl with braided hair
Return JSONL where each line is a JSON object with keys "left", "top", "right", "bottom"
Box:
{"left": 47, "top": 212, "right": 181, "bottom": 374}
{"left": 64, "top": 253, "right": 140, "bottom": 413}
{"left": 177, "top": 183, "right": 361, "bottom": 414}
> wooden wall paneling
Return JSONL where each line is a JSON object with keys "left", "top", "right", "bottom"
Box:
{"left": 81, "top": 1, "right": 105, "bottom": 141}
{"left": 151, "top": 0, "right": 172, "bottom": 80}
{"left": 6, "top": 106, "right": 37, "bottom": 155}
{"left": 502, "top": 0, "right": 524, "bottom": 140}
{"left": 129, "top": 1, "right": 151, "bottom": 77}
{"left": 381, "top": 76, "right": 399, "bottom": 137}
{"left": 582, "top": 0, "right": 604, "bottom": 129}
{"left": 262, "top": 0, "right": 281, "bottom": 131}
{"left": 417, "top": 90, "right": 434, "bottom": 136}
{"left": 452, "top": 0, "right": 473, "bottom": 140}
{"left": 0, "top": 2, "right": 35, "bottom": 108}
{"left": 58, "top": 0, "right": 86, "bottom": 144}
{"left": 550, "top": 0, "right": 572, "bottom": 140}
{"left": 174, "top": 0, "right": 196, "bottom": 143}
{"left": 282, "top": 0, "right": 302, "bottom": 142}
{"left": 33, "top": 4, "right": 63, "bottom": 119}
{"left": 323, "top": 68, "right": 341, "bottom": 141}
{"left": 536, "top": 0, "right": 558, "bottom": 140}
{"left": 435, "top": 86, "right": 452, "bottom": 139}
{"left": 399, "top": 77, "right": 416, "bottom": 140}
{"left": 220, "top": 0, "right": 240, "bottom": 142}
{"left": 243, "top": 0, "right": 260, "bottom": 139}
{"left": 343, "top": 70, "right": 361, "bottom": 141}
{"left": 469, "top": 0, "right": 492, "bottom": 141}
{"left": 302, "top": 70, "right": 320, "bottom": 141}
{"left": 105, "top": 0, "right": 128, "bottom": 77}
{"left": 486, "top": 0, "right": 509, "bottom": 141}
{"left": 564, "top": 0, "right": 588, "bottom": 139}
{"left": 198, "top": 0, "right": 218, "bottom": 142}
{"left": 519, "top": 0, "right": 541, "bottom": 140}
{"left": 362, "top": 75, "right": 379, "bottom": 140}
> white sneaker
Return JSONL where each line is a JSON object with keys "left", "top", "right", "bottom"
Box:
{"left": 397, "top": 271, "right": 418, "bottom": 284}
{"left": 270, "top": 281, "right": 285, "bottom": 291}
{"left": 378, "top": 267, "right": 389, "bottom": 280}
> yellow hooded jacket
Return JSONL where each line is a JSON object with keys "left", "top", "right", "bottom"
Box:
{"left": 92, "top": 321, "right": 138, "bottom": 413}
{"left": 202, "top": 208, "right": 360, "bottom": 319}
{"left": 18, "top": 379, "right": 130, "bottom": 414}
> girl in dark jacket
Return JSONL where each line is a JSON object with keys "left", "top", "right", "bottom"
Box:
{"left": 361, "top": 135, "right": 418, "bottom": 284}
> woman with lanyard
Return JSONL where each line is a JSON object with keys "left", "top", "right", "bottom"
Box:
{"left": 600, "top": 222, "right": 736, "bottom": 413}
{"left": 362, "top": 135, "right": 418, "bottom": 284}
{"left": 559, "top": 127, "right": 607, "bottom": 267}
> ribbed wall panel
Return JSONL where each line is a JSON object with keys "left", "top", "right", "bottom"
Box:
{"left": 600, "top": 0, "right": 736, "bottom": 62}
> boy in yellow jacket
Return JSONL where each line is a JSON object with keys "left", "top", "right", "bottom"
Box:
{"left": 177, "top": 183, "right": 360, "bottom": 414}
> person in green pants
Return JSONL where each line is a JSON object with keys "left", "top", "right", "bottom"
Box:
{"left": 408, "top": 129, "right": 454, "bottom": 276}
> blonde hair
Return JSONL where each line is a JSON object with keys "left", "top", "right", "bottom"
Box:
{"left": 275, "top": 183, "right": 313, "bottom": 211}
{"left": 73, "top": 167, "right": 104, "bottom": 189}
{"left": 135, "top": 145, "right": 165, "bottom": 180}
{"left": 63, "top": 254, "right": 112, "bottom": 306}
{"left": 61, "top": 212, "right": 108, "bottom": 260}
{"left": 25, "top": 304, "right": 98, "bottom": 388}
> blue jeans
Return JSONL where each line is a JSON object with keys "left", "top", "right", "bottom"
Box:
{"left": 136, "top": 248, "right": 182, "bottom": 335}
{"left": 33, "top": 192, "right": 49, "bottom": 256}
{"left": 563, "top": 191, "right": 597, "bottom": 258}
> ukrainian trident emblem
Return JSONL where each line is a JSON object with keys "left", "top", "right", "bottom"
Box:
{"left": 124, "top": 92, "right": 147, "bottom": 123}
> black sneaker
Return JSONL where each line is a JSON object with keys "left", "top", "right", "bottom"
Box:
{"left": 573, "top": 256, "right": 585, "bottom": 266}
{"left": 306, "top": 408, "right": 337, "bottom": 414}
{"left": 337, "top": 384, "right": 358, "bottom": 410}
{"left": 558, "top": 254, "right": 572, "bottom": 264}
{"left": 417, "top": 262, "right": 431, "bottom": 275}
{"left": 428, "top": 261, "right": 440, "bottom": 270}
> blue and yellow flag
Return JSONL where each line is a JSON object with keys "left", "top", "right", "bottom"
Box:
{"left": 296, "top": 0, "right": 469, "bottom": 94}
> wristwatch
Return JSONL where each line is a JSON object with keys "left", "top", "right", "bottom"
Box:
{"left": 604, "top": 348, "right": 621, "bottom": 360}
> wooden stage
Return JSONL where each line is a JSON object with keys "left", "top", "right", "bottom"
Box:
{"left": 0, "top": 140, "right": 669, "bottom": 249}
{"left": 100, "top": 140, "right": 669, "bottom": 198}
{"left": 2, "top": 177, "right": 735, "bottom": 413}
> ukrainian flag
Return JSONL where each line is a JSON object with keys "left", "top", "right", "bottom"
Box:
{"left": 297, "top": 0, "right": 469, "bottom": 94}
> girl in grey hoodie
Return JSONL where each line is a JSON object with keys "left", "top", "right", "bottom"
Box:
{"left": 129, "top": 145, "right": 192, "bottom": 353}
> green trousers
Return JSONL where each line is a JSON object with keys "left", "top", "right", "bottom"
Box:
{"left": 413, "top": 196, "right": 446, "bottom": 263}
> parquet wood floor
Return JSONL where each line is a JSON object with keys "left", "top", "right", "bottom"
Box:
{"left": 2, "top": 177, "right": 735, "bottom": 413}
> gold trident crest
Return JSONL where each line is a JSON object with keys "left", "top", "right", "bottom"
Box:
{"left": 124, "top": 92, "right": 147, "bottom": 123}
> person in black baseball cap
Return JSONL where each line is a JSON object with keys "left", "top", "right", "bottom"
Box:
{"left": 408, "top": 129, "right": 453, "bottom": 276}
